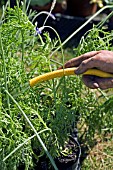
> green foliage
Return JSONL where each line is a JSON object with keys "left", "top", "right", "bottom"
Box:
{"left": 75, "top": 26, "right": 113, "bottom": 56}
{"left": 0, "top": 7, "right": 35, "bottom": 54}
{"left": 73, "top": 26, "right": 113, "bottom": 141}
{"left": 1, "top": 4, "right": 113, "bottom": 170}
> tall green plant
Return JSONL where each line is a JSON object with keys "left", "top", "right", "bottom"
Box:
{"left": 1, "top": 2, "right": 113, "bottom": 170}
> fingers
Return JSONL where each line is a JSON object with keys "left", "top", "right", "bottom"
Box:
{"left": 75, "top": 55, "right": 102, "bottom": 74}
{"left": 82, "top": 75, "right": 99, "bottom": 89}
{"left": 82, "top": 75, "right": 113, "bottom": 89}
{"left": 63, "top": 51, "right": 99, "bottom": 68}
{"left": 75, "top": 50, "right": 113, "bottom": 74}
{"left": 96, "top": 77, "right": 113, "bottom": 89}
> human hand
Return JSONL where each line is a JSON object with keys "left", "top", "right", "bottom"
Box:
{"left": 63, "top": 50, "right": 113, "bottom": 89}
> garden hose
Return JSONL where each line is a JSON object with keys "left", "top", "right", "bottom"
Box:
{"left": 29, "top": 68, "right": 113, "bottom": 87}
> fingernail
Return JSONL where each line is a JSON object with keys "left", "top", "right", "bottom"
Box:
{"left": 93, "top": 83, "right": 99, "bottom": 88}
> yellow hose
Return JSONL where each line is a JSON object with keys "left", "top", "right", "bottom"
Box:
{"left": 29, "top": 68, "right": 113, "bottom": 87}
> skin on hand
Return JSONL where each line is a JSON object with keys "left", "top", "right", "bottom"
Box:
{"left": 63, "top": 50, "right": 113, "bottom": 89}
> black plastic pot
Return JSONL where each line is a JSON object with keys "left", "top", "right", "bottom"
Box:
{"left": 66, "top": 0, "right": 97, "bottom": 17}
{"left": 55, "top": 129, "right": 81, "bottom": 170}
{"left": 33, "top": 129, "right": 81, "bottom": 170}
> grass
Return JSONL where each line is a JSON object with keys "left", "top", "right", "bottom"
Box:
{"left": 81, "top": 134, "right": 113, "bottom": 170}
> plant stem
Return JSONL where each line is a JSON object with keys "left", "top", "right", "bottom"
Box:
{"left": 0, "top": 33, "right": 10, "bottom": 111}
{"left": 0, "top": 0, "right": 9, "bottom": 23}
{"left": 38, "top": 34, "right": 44, "bottom": 45}
{"left": 3, "top": 128, "right": 51, "bottom": 162}
{"left": 22, "top": 0, "right": 26, "bottom": 13}
{"left": 5, "top": 90, "right": 58, "bottom": 170}
{"left": 26, "top": 0, "right": 32, "bottom": 13}
{"left": 43, "top": 25, "right": 64, "bottom": 64}
{"left": 32, "top": 11, "right": 56, "bottom": 23}
{"left": 97, "top": 10, "right": 113, "bottom": 28}
{"left": 16, "top": 0, "right": 25, "bottom": 66}
{"left": 41, "top": 25, "right": 66, "bottom": 104}
{"left": 21, "top": 30, "right": 24, "bottom": 63}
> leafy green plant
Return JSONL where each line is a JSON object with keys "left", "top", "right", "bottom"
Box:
{"left": 74, "top": 25, "right": 113, "bottom": 133}
{"left": 1, "top": 1, "right": 113, "bottom": 170}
